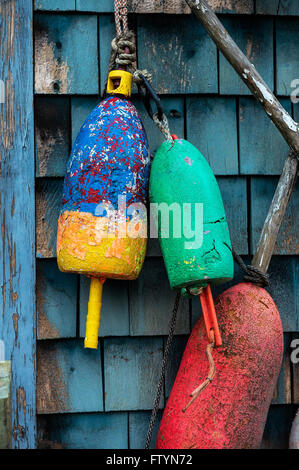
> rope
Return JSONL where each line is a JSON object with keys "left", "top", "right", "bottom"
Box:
{"left": 182, "top": 330, "right": 216, "bottom": 413}
{"left": 153, "top": 112, "right": 173, "bottom": 141}
{"left": 114, "top": 0, "right": 129, "bottom": 37}
{"left": 229, "top": 245, "right": 269, "bottom": 287}
{"left": 145, "top": 293, "right": 181, "bottom": 449}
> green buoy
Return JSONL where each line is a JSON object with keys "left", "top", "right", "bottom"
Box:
{"left": 149, "top": 137, "right": 233, "bottom": 291}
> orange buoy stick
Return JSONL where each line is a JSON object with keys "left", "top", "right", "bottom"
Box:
{"left": 200, "top": 285, "right": 222, "bottom": 347}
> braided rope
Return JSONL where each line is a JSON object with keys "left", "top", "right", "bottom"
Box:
{"left": 153, "top": 112, "right": 173, "bottom": 141}
{"left": 145, "top": 293, "right": 181, "bottom": 449}
{"left": 230, "top": 246, "right": 269, "bottom": 287}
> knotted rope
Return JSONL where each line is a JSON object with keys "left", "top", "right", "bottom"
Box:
{"left": 230, "top": 245, "right": 270, "bottom": 287}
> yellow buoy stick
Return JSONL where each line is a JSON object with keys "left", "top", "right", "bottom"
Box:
{"left": 84, "top": 277, "right": 105, "bottom": 349}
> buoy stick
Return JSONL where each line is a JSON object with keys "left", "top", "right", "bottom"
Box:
{"left": 84, "top": 277, "right": 105, "bottom": 349}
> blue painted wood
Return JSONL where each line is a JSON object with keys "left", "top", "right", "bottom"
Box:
{"left": 37, "top": 339, "right": 103, "bottom": 414}
{"left": 36, "top": 178, "right": 63, "bottom": 258}
{"left": 262, "top": 405, "right": 297, "bottom": 449}
{"left": 79, "top": 276, "right": 129, "bottom": 337}
{"left": 76, "top": 1, "right": 113, "bottom": 12}
{"left": 129, "top": 258, "right": 190, "bottom": 336}
{"left": 129, "top": 411, "right": 162, "bottom": 449}
{"left": 217, "top": 177, "right": 248, "bottom": 254}
{"left": 35, "top": 96, "right": 70, "bottom": 177}
{"left": 71, "top": 96, "right": 99, "bottom": 145}
{"left": 104, "top": 337, "right": 163, "bottom": 411}
{"left": 250, "top": 177, "right": 299, "bottom": 255}
{"left": 34, "top": 0, "right": 75, "bottom": 10}
{"left": 99, "top": 14, "right": 116, "bottom": 94}
{"left": 164, "top": 336, "right": 189, "bottom": 399}
{"left": 0, "top": 0, "right": 36, "bottom": 448}
{"left": 256, "top": 0, "right": 299, "bottom": 15}
{"left": 186, "top": 96, "right": 238, "bottom": 175}
{"left": 239, "top": 97, "right": 291, "bottom": 175}
{"left": 135, "top": 96, "right": 185, "bottom": 155}
{"left": 219, "top": 16, "right": 274, "bottom": 95}
{"left": 34, "top": 14, "right": 98, "bottom": 94}
{"left": 137, "top": 15, "right": 217, "bottom": 94}
{"left": 37, "top": 259, "right": 77, "bottom": 339}
{"left": 38, "top": 412, "right": 128, "bottom": 449}
{"left": 277, "top": 18, "right": 299, "bottom": 96}
{"left": 267, "top": 257, "right": 298, "bottom": 332}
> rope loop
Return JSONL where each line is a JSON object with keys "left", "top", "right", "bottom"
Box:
{"left": 230, "top": 246, "right": 269, "bottom": 287}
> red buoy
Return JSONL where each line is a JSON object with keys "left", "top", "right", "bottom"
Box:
{"left": 156, "top": 283, "right": 283, "bottom": 449}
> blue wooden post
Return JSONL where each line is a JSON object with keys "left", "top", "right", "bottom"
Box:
{"left": 0, "top": 0, "right": 36, "bottom": 448}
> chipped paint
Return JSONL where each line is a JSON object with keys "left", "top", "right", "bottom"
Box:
{"left": 34, "top": 30, "right": 70, "bottom": 94}
{"left": 157, "top": 284, "right": 283, "bottom": 449}
{"left": 58, "top": 96, "right": 149, "bottom": 279}
{"left": 37, "top": 344, "right": 68, "bottom": 414}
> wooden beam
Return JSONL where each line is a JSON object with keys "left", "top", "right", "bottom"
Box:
{"left": 0, "top": 1, "right": 36, "bottom": 448}
{"left": 185, "top": 0, "right": 299, "bottom": 156}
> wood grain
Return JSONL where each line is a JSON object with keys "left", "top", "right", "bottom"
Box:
{"left": 37, "top": 339, "right": 103, "bottom": 414}
{"left": 186, "top": 0, "right": 299, "bottom": 156}
{"left": 36, "top": 178, "right": 63, "bottom": 258}
{"left": 256, "top": 0, "right": 299, "bottom": 15}
{"left": 239, "top": 97, "right": 291, "bottom": 175}
{"left": 35, "top": 96, "right": 70, "bottom": 177}
{"left": 38, "top": 412, "right": 128, "bottom": 449}
{"left": 219, "top": 16, "right": 274, "bottom": 95}
{"left": 35, "top": 0, "right": 75, "bottom": 10}
{"left": 186, "top": 96, "right": 238, "bottom": 175}
{"left": 129, "top": 411, "right": 162, "bottom": 449}
{"left": 34, "top": 14, "right": 98, "bottom": 94}
{"left": 217, "top": 177, "right": 248, "bottom": 254}
{"left": 137, "top": 14, "right": 217, "bottom": 94}
{"left": 104, "top": 337, "right": 163, "bottom": 411}
{"left": 251, "top": 155, "right": 299, "bottom": 271}
{"left": 0, "top": 0, "right": 36, "bottom": 448}
{"left": 276, "top": 18, "right": 299, "bottom": 96}
{"left": 129, "top": 258, "right": 190, "bottom": 336}
{"left": 37, "top": 259, "right": 77, "bottom": 339}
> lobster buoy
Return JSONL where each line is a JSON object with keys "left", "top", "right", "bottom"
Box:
{"left": 156, "top": 283, "right": 283, "bottom": 449}
{"left": 57, "top": 70, "right": 150, "bottom": 349}
{"left": 149, "top": 137, "right": 234, "bottom": 291}
{"left": 151, "top": 137, "right": 283, "bottom": 449}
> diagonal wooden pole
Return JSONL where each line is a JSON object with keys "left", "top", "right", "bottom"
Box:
{"left": 185, "top": 0, "right": 299, "bottom": 156}
{"left": 186, "top": 0, "right": 299, "bottom": 272}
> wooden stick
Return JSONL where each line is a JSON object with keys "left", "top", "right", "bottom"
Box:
{"left": 185, "top": 0, "right": 299, "bottom": 156}
{"left": 252, "top": 151, "right": 298, "bottom": 273}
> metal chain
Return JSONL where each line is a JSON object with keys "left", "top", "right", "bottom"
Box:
{"left": 145, "top": 293, "right": 181, "bottom": 449}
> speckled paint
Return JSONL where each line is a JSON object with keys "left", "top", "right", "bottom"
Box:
{"left": 57, "top": 96, "right": 150, "bottom": 279}
{"left": 149, "top": 138, "right": 233, "bottom": 290}
{"left": 156, "top": 284, "right": 284, "bottom": 449}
